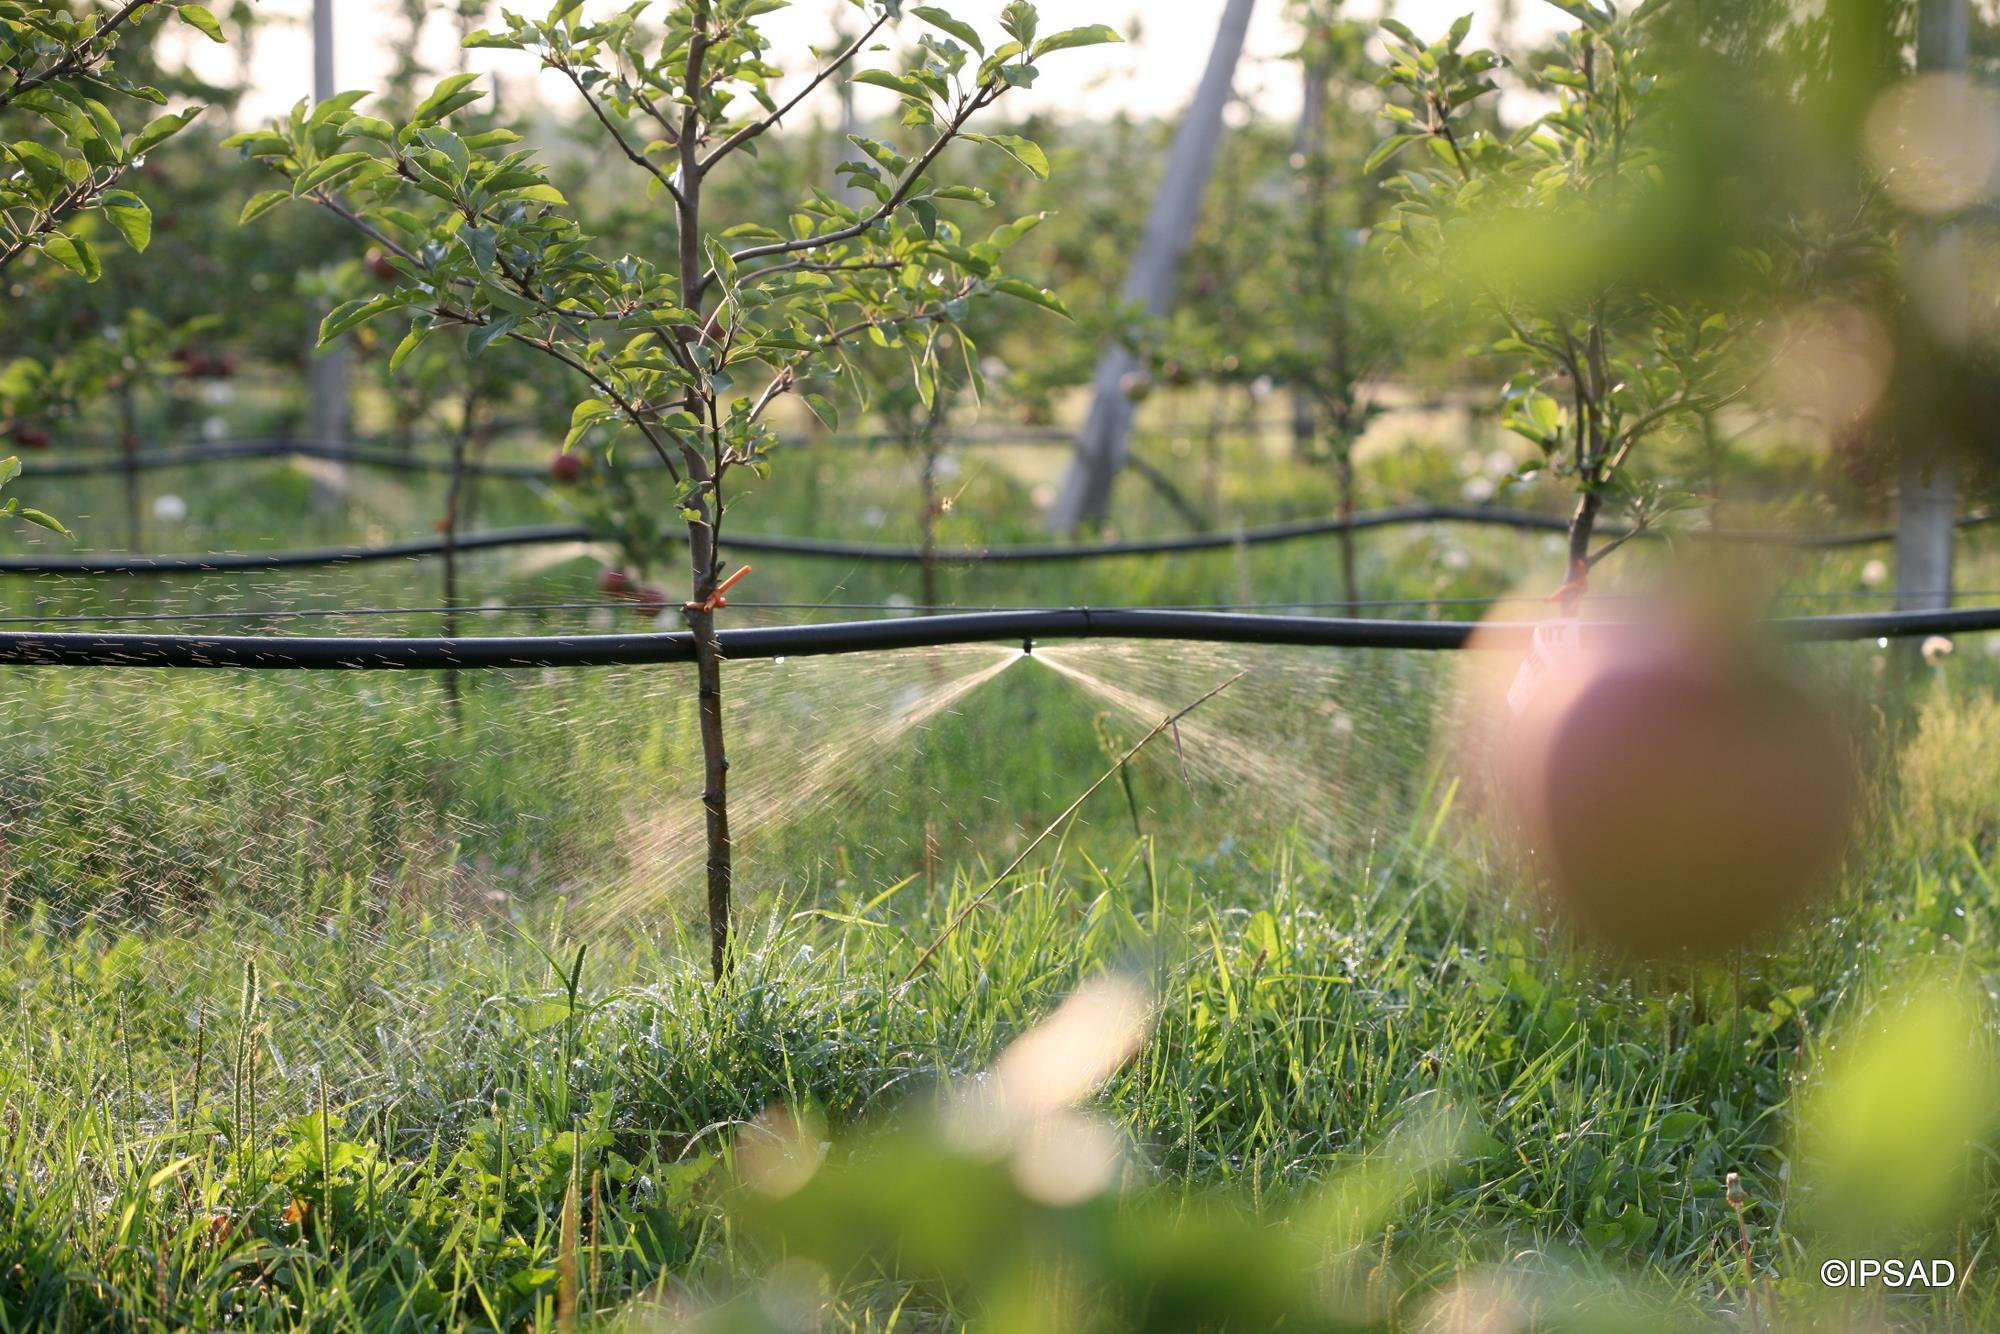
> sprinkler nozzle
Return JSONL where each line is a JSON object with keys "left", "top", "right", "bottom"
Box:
{"left": 1022, "top": 638, "right": 1035, "bottom": 656}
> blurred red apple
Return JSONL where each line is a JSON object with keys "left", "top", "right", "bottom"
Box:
{"left": 174, "top": 346, "right": 233, "bottom": 379}
{"left": 632, "top": 586, "right": 669, "bottom": 619}
{"left": 8, "top": 424, "right": 51, "bottom": 450}
{"left": 549, "top": 451, "right": 584, "bottom": 483}
{"left": 1501, "top": 621, "right": 1855, "bottom": 958}
{"left": 597, "top": 565, "right": 632, "bottom": 596}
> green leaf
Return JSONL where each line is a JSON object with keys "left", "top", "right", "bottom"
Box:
{"left": 388, "top": 321, "right": 436, "bottom": 371}
{"left": 1031, "top": 24, "right": 1121, "bottom": 58}
{"left": 986, "top": 211, "right": 1045, "bottom": 251}
{"left": 221, "top": 129, "right": 290, "bottom": 157}
{"left": 318, "top": 294, "right": 399, "bottom": 344}
{"left": 851, "top": 69, "right": 927, "bottom": 100}
{"left": 12, "top": 505, "right": 70, "bottom": 536}
{"left": 1000, "top": 1, "right": 1038, "bottom": 48}
{"left": 564, "top": 399, "right": 616, "bottom": 450}
{"left": 293, "top": 150, "right": 374, "bottom": 194}
{"left": 410, "top": 72, "right": 484, "bottom": 125}
{"left": 40, "top": 232, "right": 100, "bottom": 281}
{"left": 966, "top": 132, "right": 1047, "bottom": 179}
{"left": 933, "top": 184, "right": 994, "bottom": 205}
{"left": 128, "top": 107, "right": 202, "bottom": 158}
{"left": 462, "top": 128, "right": 522, "bottom": 151}
{"left": 508, "top": 183, "right": 567, "bottom": 206}
{"left": 177, "top": 4, "right": 227, "bottom": 42}
{"left": 343, "top": 114, "right": 396, "bottom": 142}
{"left": 460, "top": 225, "right": 496, "bottom": 273}
{"left": 802, "top": 393, "right": 838, "bottom": 430}
{"left": 1364, "top": 134, "right": 1420, "bottom": 175}
{"left": 1381, "top": 18, "right": 1424, "bottom": 50}
{"left": 910, "top": 7, "right": 983, "bottom": 54}
{"left": 993, "top": 277, "right": 1069, "bottom": 318}
{"left": 467, "top": 313, "right": 520, "bottom": 357}
{"left": 238, "top": 189, "right": 290, "bottom": 224}
{"left": 100, "top": 189, "right": 151, "bottom": 252}
{"left": 1655, "top": 1111, "right": 1706, "bottom": 1143}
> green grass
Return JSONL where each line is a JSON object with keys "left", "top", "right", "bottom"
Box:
{"left": 3, "top": 427, "right": 2000, "bottom": 1329}
{"left": 5, "top": 745, "right": 1999, "bottom": 1330}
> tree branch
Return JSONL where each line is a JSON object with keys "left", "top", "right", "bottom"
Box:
{"left": 706, "top": 79, "right": 1002, "bottom": 295}
{"left": 554, "top": 60, "right": 685, "bottom": 208}
{"left": 697, "top": 14, "right": 890, "bottom": 174}
{"left": 0, "top": 0, "right": 154, "bottom": 115}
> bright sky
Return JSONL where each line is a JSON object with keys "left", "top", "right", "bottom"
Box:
{"left": 182, "top": 1, "right": 1558, "bottom": 129}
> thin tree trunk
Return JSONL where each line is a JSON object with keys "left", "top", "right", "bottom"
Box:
{"left": 691, "top": 604, "right": 732, "bottom": 979}
{"left": 440, "top": 385, "right": 476, "bottom": 725}
{"left": 919, "top": 442, "right": 941, "bottom": 612}
{"left": 119, "top": 383, "right": 141, "bottom": 551}
{"left": 678, "top": 28, "right": 735, "bottom": 982}
{"left": 1334, "top": 446, "right": 1358, "bottom": 613}
{"left": 1050, "top": 0, "right": 1258, "bottom": 531}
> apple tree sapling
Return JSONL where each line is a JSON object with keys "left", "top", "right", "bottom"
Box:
{"left": 0, "top": 0, "right": 218, "bottom": 534}
{"left": 229, "top": 0, "right": 1113, "bottom": 978}
{"left": 1372, "top": 5, "right": 1754, "bottom": 604}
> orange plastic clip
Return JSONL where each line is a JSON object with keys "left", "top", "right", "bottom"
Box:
{"left": 1546, "top": 559, "right": 1588, "bottom": 615}
{"left": 685, "top": 564, "right": 753, "bottom": 614}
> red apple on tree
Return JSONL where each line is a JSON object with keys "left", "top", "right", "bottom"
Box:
{"left": 597, "top": 565, "right": 632, "bottom": 596}
{"left": 549, "top": 451, "right": 584, "bottom": 483}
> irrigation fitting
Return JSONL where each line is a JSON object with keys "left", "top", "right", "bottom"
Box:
{"left": 1022, "top": 638, "right": 1035, "bottom": 656}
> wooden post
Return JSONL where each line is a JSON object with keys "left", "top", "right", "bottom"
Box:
{"left": 307, "top": 0, "right": 351, "bottom": 509}
{"left": 1049, "top": 0, "right": 1258, "bottom": 532}
{"left": 1895, "top": 0, "right": 1968, "bottom": 617}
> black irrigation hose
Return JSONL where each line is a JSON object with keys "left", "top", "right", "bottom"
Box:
{"left": 8, "top": 504, "right": 1996, "bottom": 576}
{"left": 0, "top": 604, "right": 1989, "bottom": 669}
{"left": 0, "top": 524, "right": 594, "bottom": 574}
{"left": 15, "top": 428, "right": 1079, "bottom": 479}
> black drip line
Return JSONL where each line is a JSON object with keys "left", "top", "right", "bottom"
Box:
{"left": 0, "top": 604, "right": 1988, "bottom": 670}
{"left": 3, "top": 504, "right": 1993, "bottom": 576}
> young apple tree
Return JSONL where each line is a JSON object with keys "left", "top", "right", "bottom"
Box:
{"left": 1373, "top": 4, "right": 1757, "bottom": 604}
{"left": 1, "top": 0, "right": 217, "bottom": 532}
{"left": 228, "top": 0, "right": 1114, "bottom": 978}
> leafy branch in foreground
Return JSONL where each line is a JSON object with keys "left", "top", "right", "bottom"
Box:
{"left": 0, "top": 0, "right": 217, "bottom": 537}
{"left": 0, "top": 0, "right": 212, "bottom": 281}
{"left": 227, "top": 0, "right": 1118, "bottom": 979}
